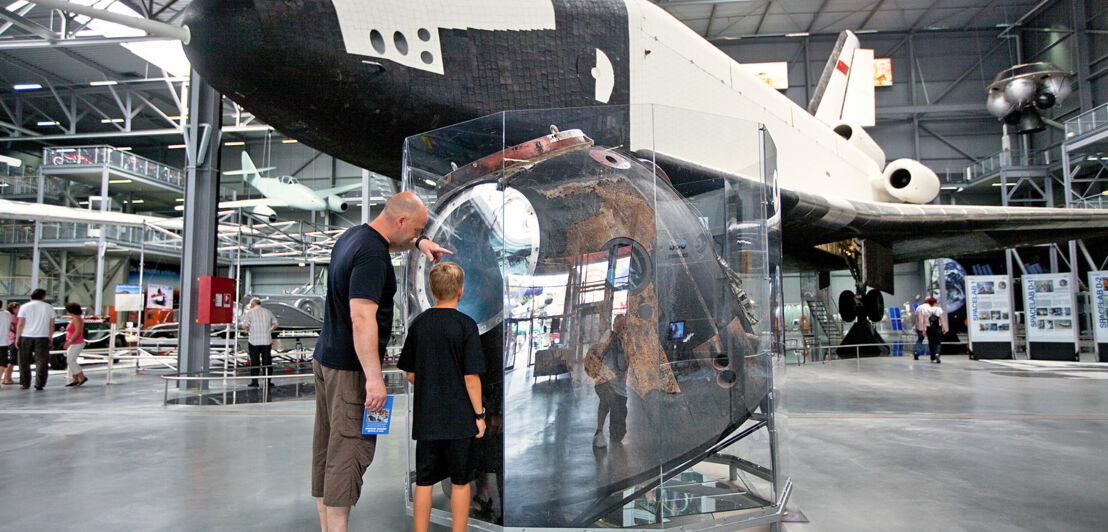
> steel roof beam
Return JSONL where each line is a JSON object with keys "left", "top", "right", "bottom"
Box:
{"left": 0, "top": 8, "right": 59, "bottom": 41}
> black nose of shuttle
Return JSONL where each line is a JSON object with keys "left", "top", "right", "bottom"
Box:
{"left": 181, "top": 0, "right": 268, "bottom": 100}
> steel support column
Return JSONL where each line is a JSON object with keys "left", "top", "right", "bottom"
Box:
{"left": 93, "top": 164, "right": 108, "bottom": 314}
{"left": 177, "top": 71, "right": 222, "bottom": 385}
{"left": 361, "top": 168, "right": 371, "bottom": 224}
{"left": 30, "top": 169, "right": 43, "bottom": 292}
{"left": 1072, "top": 0, "right": 1094, "bottom": 113}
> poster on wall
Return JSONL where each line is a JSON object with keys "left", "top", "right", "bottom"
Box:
{"left": 1023, "top": 274, "right": 1077, "bottom": 343}
{"left": 114, "top": 284, "right": 143, "bottom": 312}
{"left": 966, "top": 275, "right": 1012, "bottom": 344}
{"left": 147, "top": 283, "right": 174, "bottom": 310}
{"left": 1089, "top": 271, "right": 1108, "bottom": 345}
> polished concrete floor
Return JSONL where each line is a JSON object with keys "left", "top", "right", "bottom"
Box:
{"left": 1, "top": 355, "right": 1106, "bottom": 531}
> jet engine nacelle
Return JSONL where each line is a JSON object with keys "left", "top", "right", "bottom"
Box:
{"left": 832, "top": 122, "right": 886, "bottom": 168}
{"left": 876, "top": 158, "right": 940, "bottom": 204}
{"left": 252, "top": 204, "right": 277, "bottom": 222}
{"left": 326, "top": 195, "right": 349, "bottom": 212}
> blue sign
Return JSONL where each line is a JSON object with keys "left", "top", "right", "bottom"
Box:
{"left": 115, "top": 284, "right": 141, "bottom": 294}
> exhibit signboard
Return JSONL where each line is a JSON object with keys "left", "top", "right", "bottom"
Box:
{"left": 966, "top": 275, "right": 1013, "bottom": 358}
{"left": 114, "top": 284, "right": 143, "bottom": 312}
{"left": 1089, "top": 271, "right": 1108, "bottom": 361}
{"left": 1022, "top": 273, "right": 1078, "bottom": 360}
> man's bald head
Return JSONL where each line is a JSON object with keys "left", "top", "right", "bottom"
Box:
{"left": 370, "top": 191, "right": 429, "bottom": 252}
{"left": 379, "top": 191, "right": 426, "bottom": 221}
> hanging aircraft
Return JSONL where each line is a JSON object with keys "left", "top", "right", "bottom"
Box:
{"left": 0, "top": 196, "right": 267, "bottom": 237}
{"left": 219, "top": 151, "right": 363, "bottom": 222}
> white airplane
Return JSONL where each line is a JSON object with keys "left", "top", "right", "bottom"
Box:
{"left": 220, "top": 152, "right": 362, "bottom": 222}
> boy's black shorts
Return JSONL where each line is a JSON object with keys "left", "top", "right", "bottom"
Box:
{"left": 415, "top": 438, "right": 475, "bottom": 486}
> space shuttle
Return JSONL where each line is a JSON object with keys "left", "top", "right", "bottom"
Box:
{"left": 24, "top": 0, "right": 1106, "bottom": 270}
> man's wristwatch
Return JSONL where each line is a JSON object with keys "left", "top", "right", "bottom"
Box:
{"left": 414, "top": 235, "right": 428, "bottom": 249}
{"left": 475, "top": 408, "right": 486, "bottom": 421}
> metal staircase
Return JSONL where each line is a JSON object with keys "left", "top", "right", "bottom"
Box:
{"left": 804, "top": 296, "right": 842, "bottom": 343}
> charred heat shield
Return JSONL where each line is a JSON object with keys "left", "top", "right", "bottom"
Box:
{"left": 401, "top": 105, "right": 789, "bottom": 530}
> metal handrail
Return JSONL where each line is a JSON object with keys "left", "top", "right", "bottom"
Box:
{"left": 42, "top": 145, "right": 185, "bottom": 188}
{"left": 1064, "top": 101, "right": 1108, "bottom": 140}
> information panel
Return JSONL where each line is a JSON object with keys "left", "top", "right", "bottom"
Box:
{"left": 1023, "top": 274, "right": 1078, "bottom": 343}
{"left": 1089, "top": 271, "right": 1108, "bottom": 346}
{"left": 967, "top": 275, "right": 1012, "bottom": 344}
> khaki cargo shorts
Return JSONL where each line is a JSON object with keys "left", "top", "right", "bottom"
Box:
{"left": 311, "top": 360, "right": 377, "bottom": 507}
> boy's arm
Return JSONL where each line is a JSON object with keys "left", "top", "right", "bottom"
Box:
{"left": 464, "top": 374, "right": 485, "bottom": 438}
{"left": 405, "top": 371, "right": 414, "bottom": 384}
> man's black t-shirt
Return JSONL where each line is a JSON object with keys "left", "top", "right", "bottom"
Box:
{"left": 396, "top": 308, "right": 486, "bottom": 440}
{"left": 314, "top": 224, "right": 396, "bottom": 371}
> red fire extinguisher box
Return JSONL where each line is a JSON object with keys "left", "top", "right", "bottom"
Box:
{"left": 197, "top": 276, "right": 235, "bottom": 324}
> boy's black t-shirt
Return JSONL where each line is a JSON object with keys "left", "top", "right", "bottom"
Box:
{"left": 397, "top": 308, "right": 486, "bottom": 440}
{"left": 314, "top": 224, "right": 396, "bottom": 371}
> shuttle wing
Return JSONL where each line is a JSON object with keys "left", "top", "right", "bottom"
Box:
{"left": 781, "top": 187, "right": 1108, "bottom": 263}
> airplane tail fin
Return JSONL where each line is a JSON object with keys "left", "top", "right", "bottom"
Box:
{"left": 222, "top": 152, "right": 275, "bottom": 187}
{"left": 808, "top": 31, "right": 875, "bottom": 127}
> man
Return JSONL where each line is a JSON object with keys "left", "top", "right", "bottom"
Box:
{"left": 587, "top": 314, "right": 629, "bottom": 449}
{"left": 312, "top": 192, "right": 451, "bottom": 532}
{"left": 240, "top": 298, "right": 279, "bottom": 387}
{"left": 915, "top": 296, "right": 948, "bottom": 364}
{"left": 15, "top": 288, "right": 55, "bottom": 390}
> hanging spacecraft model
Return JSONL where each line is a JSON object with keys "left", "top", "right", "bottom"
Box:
{"left": 986, "top": 62, "right": 1075, "bottom": 134}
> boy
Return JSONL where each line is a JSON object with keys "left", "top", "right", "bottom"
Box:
{"left": 397, "top": 262, "right": 486, "bottom": 532}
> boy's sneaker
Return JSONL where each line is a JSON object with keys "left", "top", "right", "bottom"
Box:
{"left": 592, "top": 432, "right": 607, "bottom": 448}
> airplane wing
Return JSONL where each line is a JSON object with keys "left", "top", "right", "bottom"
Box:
{"left": 0, "top": 198, "right": 268, "bottom": 237}
{"left": 219, "top": 198, "right": 288, "bottom": 208}
{"left": 780, "top": 187, "right": 1108, "bottom": 263}
{"left": 0, "top": 198, "right": 170, "bottom": 229}
{"left": 315, "top": 183, "right": 363, "bottom": 197}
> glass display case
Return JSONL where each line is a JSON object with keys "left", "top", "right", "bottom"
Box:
{"left": 401, "top": 105, "right": 788, "bottom": 530}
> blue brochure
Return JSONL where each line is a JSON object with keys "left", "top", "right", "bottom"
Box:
{"left": 362, "top": 395, "right": 394, "bottom": 435}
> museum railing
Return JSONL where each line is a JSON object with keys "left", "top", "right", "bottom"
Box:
{"left": 963, "top": 148, "right": 1050, "bottom": 181}
{"left": 1065, "top": 101, "right": 1108, "bottom": 140}
{"left": 0, "top": 174, "right": 66, "bottom": 197}
{"left": 42, "top": 145, "right": 185, "bottom": 189}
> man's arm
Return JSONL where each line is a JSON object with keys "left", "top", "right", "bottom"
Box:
{"left": 351, "top": 298, "right": 388, "bottom": 411}
{"left": 14, "top": 317, "right": 23, "bottom": 344}
{"left": 405, "top": 371, "right": 414, "bottom": 384}
{"left": 464, "top": 374, "right": 485, "bottom": 438}
{"left": 416, "top": 238, "right": 453, "bottom": 264}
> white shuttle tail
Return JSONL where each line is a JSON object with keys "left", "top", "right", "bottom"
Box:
{"left": 808, "top": 31, "right": 875, "bottom": 127}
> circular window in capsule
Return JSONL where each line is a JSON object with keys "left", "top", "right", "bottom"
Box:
{"left": 412, "top": 183, "right": 540, "bottom": 333}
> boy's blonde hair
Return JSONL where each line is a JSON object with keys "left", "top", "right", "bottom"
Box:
{"left": 429, "top": 262, "right": 465, "bottom": 301}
